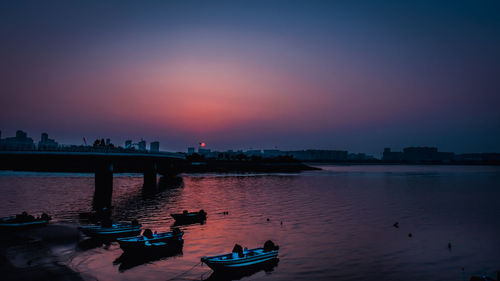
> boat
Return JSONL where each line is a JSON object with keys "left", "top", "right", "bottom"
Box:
{"left": 0, "top": 212, "right": 51, "bottom": 229}
{"left": 79, "top": 206, "right": 113, "bottom": 223}
{"left": 78, "top": 221, "right": 141, "bottom": 238}
{"left": 171, "top": 209, "right": 207, "bottom": 225}
{"left": 470, "top": 271, "right": 500, "bottom": 281}
{"left": 201, "top": 240, "right": 279, "bottom": 272}
{"left": 140, "top": 239, "right": 184, "bottom": 253}
{"left": 117, "top": 228, "right": 184, "bottom": 251}
{"left": 203, "top": 258, "right": 279, "bottom": 281}
{"left": 114, "top": 242, "right": 183, "bottom": 272}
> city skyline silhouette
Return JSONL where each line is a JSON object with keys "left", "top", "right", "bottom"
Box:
{"left": 1, "top": 1, "right": 499, "bottom": 154}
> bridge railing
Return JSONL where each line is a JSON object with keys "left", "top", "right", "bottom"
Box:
{"left": 0, "top": 145, "right": 186, "bottom": 158}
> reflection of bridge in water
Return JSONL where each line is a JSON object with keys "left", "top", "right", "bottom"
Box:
{"left": 0, "top": 151, "right": 186, "bottom": 210}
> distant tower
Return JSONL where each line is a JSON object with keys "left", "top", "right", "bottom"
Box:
{"left": 187, "top": 147, "right": 195, "bottom": 155}
{"left": 150, "top": 141, "right": 160, "bottom": 152}
{"left": 125, "top": 140, "right": 132, "bottom": 149}
{"left": 105, "top": 138, "right": 110, "bottom": 146}
{"left": 41, "top": 133, "right": 48, "bottom": 142}
{"left": 138, "top": 139, "right": 146, "bottom": 151}
{"left": 16, "top": 130, "right": 27, "bottom": 139}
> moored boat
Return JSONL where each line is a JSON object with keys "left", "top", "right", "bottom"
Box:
{"left": 117, "top": 228, "right": 184, "bottom": 251}
{"left": 201, "top": 240, "right": 279, "bottom": 271}
{"left": 171, "top": 209, "right": 207, "bottom": 225}
{"left": 78, "top": 206, "right": 113, "bottom": 223}
{"left": 114, "top": 242, "right": 183, "bottom": 272}
{"left": 140, "top": 239, "right": 184, "bottom": 253}
{"left": 0, "top": 212, "right": 51, "bottom": 229}
{"left": 78, "top": 221, "right": 141, "bottom": 238}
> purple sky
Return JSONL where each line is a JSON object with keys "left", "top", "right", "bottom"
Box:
{"left": 1, "top": 0, "right": 499, "bottom": 155}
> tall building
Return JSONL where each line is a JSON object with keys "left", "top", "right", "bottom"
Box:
{"left": 138, "top": 139, "right": 146, "bottom": 151}
{"left": 125, "top": 140, "right": 132, "bottom": 149}
{"left": 150, "top": 141, "right": 160, "bottom": 152}
{"left": 187, "top": 147, "right": 195, "bottom": 155}
{"left": 0, "top": 130, "right": 35, "bottom": 151}
{"left": 38, "top": 133, "right": 58, "bottom": 150}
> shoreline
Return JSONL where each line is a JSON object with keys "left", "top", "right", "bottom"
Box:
{"left": 0, "top": 223, "right": 84, "bottom": 281}
{"left": 182, "top": 161, "right": 321, "bottom": 173}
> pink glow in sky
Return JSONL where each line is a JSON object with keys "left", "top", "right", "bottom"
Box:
{"left": 1, "top": 1, "right": 499, "bottom": 154}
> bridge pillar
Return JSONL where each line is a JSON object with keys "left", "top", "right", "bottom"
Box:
{"left": 143, "top": 162, "right": 158, "bottom": 193}
{"left": 93, "top": 162, "right": 113, "bottom": 211}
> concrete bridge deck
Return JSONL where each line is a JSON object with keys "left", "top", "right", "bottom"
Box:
{"left": 0, "top": 150, "right": 186, "bottom": 210}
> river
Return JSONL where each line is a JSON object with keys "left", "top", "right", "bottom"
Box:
{"left": 1, "top": 165, "right": 499, "bottom": 281}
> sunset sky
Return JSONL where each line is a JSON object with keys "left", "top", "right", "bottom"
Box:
{"left": 1, "top": 0, "right": 499, "bottom": 155}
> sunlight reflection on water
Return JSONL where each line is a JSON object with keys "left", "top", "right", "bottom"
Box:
{"left": 1, "top": 165, "right": 499, "bottom": 281}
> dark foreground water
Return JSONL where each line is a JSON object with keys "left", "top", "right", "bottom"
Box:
{"left": 1, "top": 165, "right": 499, "bottom": 281}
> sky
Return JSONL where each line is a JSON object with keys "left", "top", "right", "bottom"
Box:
{"left": 1, "top": 0, "right": 499, "bottom": 155}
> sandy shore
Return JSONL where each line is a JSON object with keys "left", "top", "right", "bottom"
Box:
{"left": 0, "top": 223, "right": 84, "bottom": 281}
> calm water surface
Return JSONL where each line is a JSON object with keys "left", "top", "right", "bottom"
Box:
{"left": 0, "top": 165, "right": 499, "bottom": 281}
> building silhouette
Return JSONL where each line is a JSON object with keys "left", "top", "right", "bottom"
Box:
{"left": 150, "top": 141, "right": 160, "bottom": 152}
{"left": 38, "top": 133, "right": 58, "bottom": 150}
{"left": 287, "top": 150, "right": 347, "bottom": 161}
{"left": 383, "top": 147, "right": 454, "bottom": 163}
{"left": 383, "top": 148, "right": 403, "bottom": 161}
{"left": 262, "top": 149, "right": 286, "bottom": 158}
{"left": 198, "top": 148, "right": 211, "bottom": 155}
{"left": 0, "top": 130, "right": 35, "bottom": 150}
{"left": 124, "top": 140, "right": 133, "bottom": 149}
{"left": 138, "top": 139, "right": 146, "bottom": 151}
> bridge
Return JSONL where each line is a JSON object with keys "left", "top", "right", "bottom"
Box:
{"left": 0, "top": 151, "right": 186, "bottom": 210}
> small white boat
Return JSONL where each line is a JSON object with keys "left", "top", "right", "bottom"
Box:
{"left": 78, "top": 222, "right": 141, "bottom": 238}
{"left": 201, "top": 241, "right": 279, "bottom": 271}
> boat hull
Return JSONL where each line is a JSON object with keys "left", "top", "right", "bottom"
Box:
{"left": 171, "top": 213, "right": 206, "bottom": 225}
{"left": 0, "top": 220, "right": 49, "bottom": 229}
{"left": 201, "top": 248, "right": 279, "bottom": 272}
{"left": 134, "top": 239, "right": 184, "bottom": 253}
{"left": 117, "top": 232, "right": 184, "bottom": 251}
{"left": 114, "top": 243, "right": 183, "bottom": 271}
{"left": 204, "top": 258, "right": 279, "bottom": 280}
{"left": 0, "top": 216, "right": 50, "bottom": 229}
{"left": 78, "top": 224, "right": 141, "bottom": 239}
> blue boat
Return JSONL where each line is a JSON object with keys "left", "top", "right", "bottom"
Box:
{"left": 78, "top": 222, "right": 141, "bottom": 238}
{"left": 201, "top": 241, "right": 279, "bottom": 271}
{"left": 202, "top": 258, "right": 279, "bottom": 281}
{"left": 114, "top": 241, "right": 183, "bottom": 272}
{"left": 117, "top": 228, "right": 184, "bottom": 251}
{"left": 0, "top": 212, "right": 51, "bottom": 229}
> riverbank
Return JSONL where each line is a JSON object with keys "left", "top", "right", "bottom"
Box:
{"left": 183, "top": 160, "right": 321, "bottom": 173}
{"left": 0, "top": 224, "right": 83, "bottom": 281}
